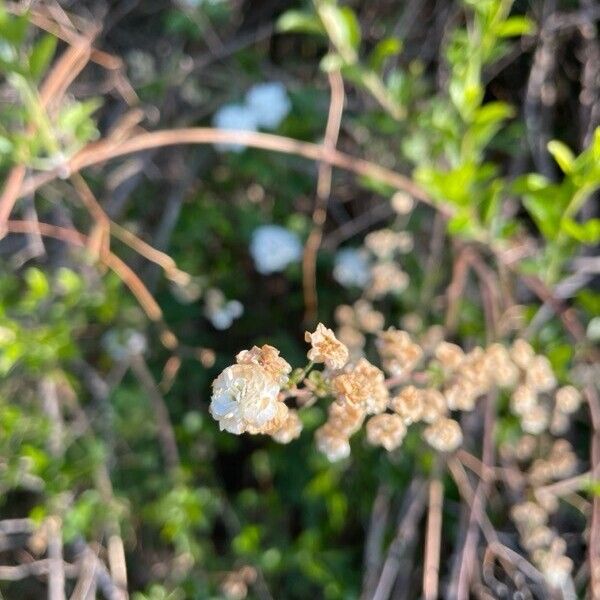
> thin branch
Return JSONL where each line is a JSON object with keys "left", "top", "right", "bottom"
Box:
{"left": 372, "top": 479, "right": 427, "bottom": 600}
{"left": 303, "top": 70, "right": 345, "bottom": 324}
{"left": 584, "top": 385, "right": 600, "bottom": 598}
{"left": 47, "top": 516, "right": 66, "bottom": 600}
{"left": 13, "top": 127, "right": 436, "bottom": 215}
{"left": 130, "top": 354, "right": 180, "bottom": 472}
{"left": 423, "top": 470, "right": 444, "bottom": 600}
{"left": 361, "top": 485, "right": 391, "bottom": 599}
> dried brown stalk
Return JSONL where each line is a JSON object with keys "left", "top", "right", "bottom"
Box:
{"left": 303, "top": 70, "right": 345, "bottom": 324}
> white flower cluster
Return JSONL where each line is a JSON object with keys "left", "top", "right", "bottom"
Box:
{"left": 333, "top": 248, "right": 371, "bottom": 289}
{"left": 210, "top": 344, "right": 301, "bottom": 441}
{"left": 204, "top": 288, "right": 243, "bottom": 330}
{"left": 249, "top": 225, "right": 302, "bottom": 275}
{"left": 209, "top": 321, "right": 583, "bottom": 477}
{"left": 332, "top": 227, "right": 412, "bottom": 297}
{"left": 212, "top": 82, "right": 291, "bottom": 152}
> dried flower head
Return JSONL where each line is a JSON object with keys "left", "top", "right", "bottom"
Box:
{"left": 520, "top": 403, "right": 549, "bottom": 435}
{"left": 376, "top": 328, "right": 423, "bottom": 377}
{"left": 486, "top": 343, "right": 519, "bottom": 388}
{"left": 522, "top": 525, "right": 555, "bottom": 551}
{"left": 510, "top": 385, "right": 537, "bottom": 416}
{"left": 305, "top": 323, "right": 349, "bottom": 370}
{"left": 390, "top": 385, "right": 424, "bottom": 424}
{"left": 365, "top": 228, "right": 401, "bottom": 259}
{"left": 549, "top": 409, "right": 570, "bottom": 436}
{"left": 336, "top": 325, "right": 365, "bottom": 357}
{"left": 271, "top": 409, "right": 303, "bottom": 444}
{"left": 511, "top": 501, "right": 548, "bottom": 530}
{"left": 435, "top": 342, "right": 465, "bottom": 372}
{"left": 555, "top": 385, "right": 581, "bottom": 415}
{"left": 315, "top": 424, "right": 351, "bottom": 462}
{"left": 421, "top": 389, "right": 448, "bottom": 423}
{"left": 221, "top": 571, "right": 248, "bottom": 600}
{"left": 526, "top": 355, "right": 557, "bottom": 393}
{"left": 236, "top": 344, "right": 292, "bottom": 387}
{"left": 334, "top": 304, "right": 355, "bottom": 326}
{"left": 396, "top": 231, "right": 414, "bottom": 253}
{"left": 539, "top": 553, "right": 573, "bottom": 590}
{"left": 444, "top": 380, "right": 478, "bottom": 412}
{"left": 510, "top": 338, "right": 535, "bottom": 370}
{"left": 333, "top": 358, "right": 389, "bottom": 415}
{"left": 366, "top": 413, "right": 407, "bottom": 451}
{"left": 423, "top": 417, "right": 463, "bottom": 452}
{"left": 368, "top": 263, "right": 409, "bottom": 299}
{"left": 354, "top": 300, "right": 385, "bottom": 333}
{"left": 327, "top": 400, "right": 365, "bottom": 436}
{"left": 391, "top": 191, "right": 414, "bottom": 214}
{"left": 210, "top": 364, "right": 283, "bottom": 434}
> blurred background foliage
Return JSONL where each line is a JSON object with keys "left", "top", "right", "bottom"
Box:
{"left": 0, "top": 0, "right": 598, "bottom": 598}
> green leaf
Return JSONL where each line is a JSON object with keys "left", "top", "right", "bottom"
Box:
{"left": 522, "top": 191, "right": 563, "bottom": 240}
{"left": 368, "top": 37, "right": 402, "bottom": 71}
{"left": 496, "top": 16, "right": 536, "bottom": 38}
{"left": 29, "top": 34, "right": 57, "bottom": 79}
{"left": 0, "top": 12, "right": 28, "bottom": 45}
{"left": 276, "top": 10, "right": 325, "bottom": 35}
{"left": 473, "top": 102, "right": 514, "bottom": 126}
{"left": 561, "top": 218, "right": 600, "bottom": 244}
{"left": 0, "top": 135, "right": 13, "bottom": 154}
{"left": 318, "top": 4, "right": 361, "bottom": 61}
{"left": 24, "top": 268, "right": 50, "bottom": 300}
{"left": 547, "top": 140, "right": 575, "bottom": 174}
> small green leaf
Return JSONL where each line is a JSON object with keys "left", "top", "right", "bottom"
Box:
{"left": 473, "top": 102, "right": 514, "bottom": 126}
{"left": 369, "top": 37, "right": 402, "bottom": 71}
{"left": 562, "top": 217, "right": 600, "bottom": 244}
{"left": 0, "top": 13, "right": 28, "bottom": 45}
{"left": 318, "top": 4, "right": 361, "bottom": 61}
{"left": 25, "top": 268, "right": 50, "bottom": 300}
{"left": 0, "top": 135, "right": 13, "bottom": 154}
{"left": 29, "top": 34, "right": 57, "bottom": 79}
{"left": 276, "top": 10, "right": 325, "bottom": 35}
{"left": 548, "top": 140, "right": 575, "bottom": 174}
{"left": 496, "top": 16, "right": 536, "bottom": 38}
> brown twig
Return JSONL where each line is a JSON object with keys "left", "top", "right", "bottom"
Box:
{"left": 372, "top": 479, "right": 427, "bottom": 600}
{"left": 361, "top": 485, "right": 391, "bottom": 599}
{"left": 47, "top": 516, "right": 66, "bottom": 600}
{"left": 14, "top": 128, "right": 435, "bottom": 212}
{"left": 0, "top": 559, "right": 77, "bottom": 581}
{"left": 130, "top": 354, "right": 180, "bottom": 473}
{"left": 302, "top": 70, "right": 345, "bottom": 324}
{"left": 453, "top": 392, "right": 497, "bottom": 600}
{"left": 584, "top": 385, "right": 600, "bottom": 598}
{"left": 0, "top": 35, "right": 93, "bottom": 225}
{"left": 5, "top": 220, "right": 179, "bottom": 347}
{"left": 423, "top": 469, "right": 444, "bottom": 600}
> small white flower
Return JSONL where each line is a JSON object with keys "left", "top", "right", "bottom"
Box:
{"left": 250, "top": 225, "right": 302, "bottom": 274}
{"left": 333, "top": 248, "right": 371, "bottom": 288}
{"left": 102, "top": 329, "right": 147, "bottom": 360}
{"left": 212, "top": 103, "right": 258, "bottom": 152}
{"left": 204, "top": 289, "right": 243, "bottom": 330}
{"left": 210, "top": 364, "right": 281, "bottom": 434}
{"left": 245, "top": 82, "right": 291, "bottom": 130}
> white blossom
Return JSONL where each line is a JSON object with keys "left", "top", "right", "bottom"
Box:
{"left": 204, "top": 288, "right": 243, "bottom": 330}
{"left": 333, "top": 248, "right": 371, "bottom": 288}
{"left": 210, "top": 364, "right": 281, "bottom": 434}
{"left": 250, "top": 225, "right": 302, "bottom": 274}
{"left": 212, "top": 103, "right": 258, "bottom": 152}
{"left": 245, "top": 82, "right": 291, "bottom": 130}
